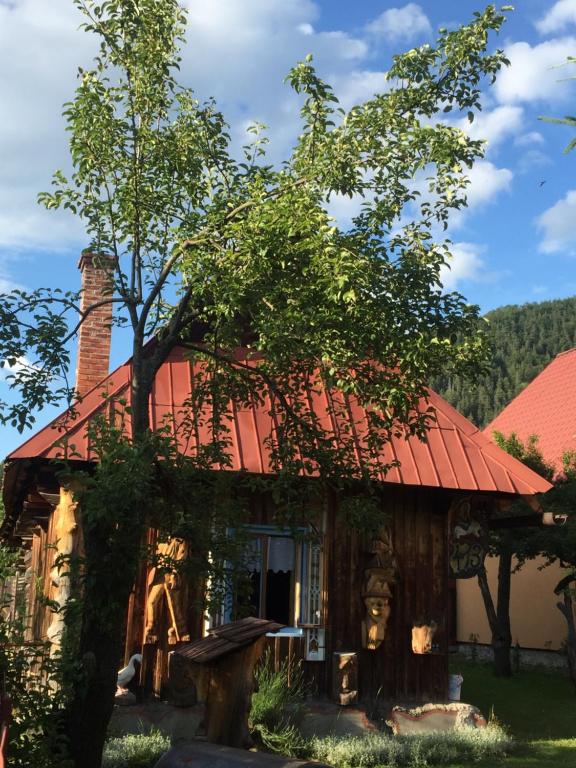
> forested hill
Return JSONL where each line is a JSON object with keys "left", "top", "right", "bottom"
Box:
{"left": 433, "top": 296, "right": 576, "bottom": 428}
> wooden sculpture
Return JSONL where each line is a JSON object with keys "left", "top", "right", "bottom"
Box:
{"left": 46, "top": 488, "right": 78, "bottom": 649}
{"left": 411, "top": 619, "right": 438, "bottom": 654}
{"left": 361, "top": 528, "right": 397, "bottom": 650}
{"left": 145, "top": 537, "right": 190, "bottom": 645}
{"left": 332, "top": 651, "right": 358, "bottom": 705}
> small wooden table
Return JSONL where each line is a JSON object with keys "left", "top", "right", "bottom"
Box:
{"left": 171, "top": 617, "right": 283, "bottom": 748}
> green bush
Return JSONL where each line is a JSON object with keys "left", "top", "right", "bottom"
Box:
{"left": 250, "top": 651, "right": 306, "bottom": 757}
{"left": 250, "top": 650, "right": 304, "bottom": 730}
{"left": 307, "top": 724, "right": 514, "bottom": 768}
{"left": 102, "top": 730, "right": 170, "bottom": 768}
{"left": 0, "top": 547, "right": 71, "bottom": 768}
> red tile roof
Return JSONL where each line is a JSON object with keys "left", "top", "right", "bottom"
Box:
{"left": 7, "top": 347, "right": 551, "bottom": 496}
{"left": 485, "top": 347, "right": 576, "bottom": 473}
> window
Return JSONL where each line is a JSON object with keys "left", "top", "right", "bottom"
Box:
{"left": 207, "top": 525, "right": 325, "bottom": 660}
{"left": 245, "top": 534, "right": 295, "bottom": 626}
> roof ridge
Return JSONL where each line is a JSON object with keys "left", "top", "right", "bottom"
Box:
{"left": 555, "top": 347, "right": 576, "bottom": 359}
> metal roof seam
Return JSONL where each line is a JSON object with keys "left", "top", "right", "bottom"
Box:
{"left": 4, "top": 346, "right": 553, "bottom": 496}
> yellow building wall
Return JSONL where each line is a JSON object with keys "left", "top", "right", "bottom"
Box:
{"left": 456, "top": 556, "right": 567, "bottom": 650}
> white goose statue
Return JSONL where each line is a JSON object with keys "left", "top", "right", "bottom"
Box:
{"left": 117, "top": 653, "right": 142, "bottom": 690}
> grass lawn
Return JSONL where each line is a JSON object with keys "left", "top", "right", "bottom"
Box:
{"left": 449, "top": 656, "right": 576, "bottom": 767}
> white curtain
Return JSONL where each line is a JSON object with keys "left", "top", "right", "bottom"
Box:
{"left": 268, "top": 537, "right": 295, "bottom": 573}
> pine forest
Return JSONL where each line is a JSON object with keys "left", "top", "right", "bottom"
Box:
{"left": 433, "top": 296, "right": 576, "bottom": 428}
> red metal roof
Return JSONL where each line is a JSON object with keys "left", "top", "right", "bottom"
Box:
{"left": 485, "top": 347, "right": 576, "bottom": 474}
{"left": 7, "top": 346, "right": 551, "bottom": 496}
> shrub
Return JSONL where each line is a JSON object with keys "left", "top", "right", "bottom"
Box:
{"left": 0, "top": 547, "right": 70, "bottom": 768}
{"left": 250, "top": 650, "right": 306, "bottom": 757}
{"left": 307, "top": 724, "right": 513, "bottom": 768}
{"left": 102, "top": 730, "right": 170, "bottom": 768}
{"left": 250, "top": 650, "right": 305, "bottom": 729}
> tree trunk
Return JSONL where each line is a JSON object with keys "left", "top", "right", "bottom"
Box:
{"left": 205, "top": 636, "right": 266, "bottom": 748}
{"left": 476, "top": 550, "right": 513, "bottom": 678}
{"left": 65, "top": 345, "right": 156, "bottom": 768}
{"left": 557, "top": 593, "right": 576, "bottom": 690}
{"left": 66, "top": 515, "right": 144, "bottom": 768}
{"left": 495, "top": 544, "right": 513, "bottom": 677}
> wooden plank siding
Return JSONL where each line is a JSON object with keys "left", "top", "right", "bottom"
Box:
{"left": 324, "top": 486, "right": 450, "bottom": 703}
{"left": 128, "top": 485, "right": 454, "bottom": 702}
{"left": 14, "top": 483, "right": 454, "bottom": 703}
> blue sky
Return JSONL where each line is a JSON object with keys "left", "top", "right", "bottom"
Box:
{"left": 1, "top": 0, "right": 576, "bottom": 454}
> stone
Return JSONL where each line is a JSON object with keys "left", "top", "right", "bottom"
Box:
{"left": 297, "top": 702, "right": 378, "bottom": 739}
{"left": 153, "top": 741, "right": 330, "bottom": 768}
{"left": 386, "top": 702, "right": 487, "bottom": 735}
{"left": 110, "top": 702, "right": 204, "bottom": 740}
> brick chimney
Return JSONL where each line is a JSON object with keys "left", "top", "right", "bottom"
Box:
{"left": 75, "top": 252, "right": 115, "bottom": 398}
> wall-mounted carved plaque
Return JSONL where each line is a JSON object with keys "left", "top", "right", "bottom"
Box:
{"left": 449, "top": 497, "right": 488, "bottom": 579}
{"left": 411, "top": 619, "right": 438, "bottom": 654}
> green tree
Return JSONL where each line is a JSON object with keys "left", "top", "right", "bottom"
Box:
{"left": 511, "top": 450, "right": 576, "bottom": 687}
{"left": 433, "top": 296, "right": 576, "bottom": 426}
{"left": 476, "top": 432, "right": 554, "bottom": 677}
{"left": 0, "top": 2, "right": 512, "bottom": 765}
{"left": 540, "top": 55, "right": 576, "bottom": 152}
{"left": 479, "top": 432, "right": 576, "bottom": 678}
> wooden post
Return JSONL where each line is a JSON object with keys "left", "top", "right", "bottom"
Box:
{"left": 204, "top": 636, "right": 266, "bottom": 748}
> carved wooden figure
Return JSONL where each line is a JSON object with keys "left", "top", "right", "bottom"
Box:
{"left": 145, "top": 537, "right": 190, "bottom": 645}
{"left": 46, "top": 488, "right": 78, "bottom": 649}
{"left": 362, "top": 591, "right": 392, "bottom": 650}
{"left": 411, "top": 620, "right": 438, "bottom": 654}
{"left": 332, "top": 652, "right": 358, "bottom": 705}
{"left": 361, "top": 529, "right": 396, "bottom": 650}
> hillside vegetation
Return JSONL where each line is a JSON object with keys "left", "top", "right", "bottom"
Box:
{"left": 433, "top": 296, "right": 576, "bottom": 427}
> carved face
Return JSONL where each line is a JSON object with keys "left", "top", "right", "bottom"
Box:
{"left": 365, "top": 596, "right": 391, "bottom": 622}
{"left": 412, "top": 621, "right": 437, "bottom": 654}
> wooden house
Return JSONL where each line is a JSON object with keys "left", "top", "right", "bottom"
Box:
{"left": 0, "top": 257, "right": 552, "bottom": 706}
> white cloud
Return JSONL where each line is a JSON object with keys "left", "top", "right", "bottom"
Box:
{"left": 440, "top": 242, "right": 488, "bottom": 291}
{"left": 366, "top": 3, "right": 431, "bottom": 43}
{"left": 456, "top": 106, "right": 524, "bottom": 152}
{"left": 181, "top": 0, "right": 367, "bottom": 112}
{"left": 326, "top": 193, "right": 366, "bottom": 230}
{"left": 517, "top": 149, "right": 551, "bottom": 174}
{"left": 409, "top": 159, "right": 512, "bottom": 232}
{"left": 0, "top": 355, "right": 33, "bottom": 377}
{"left": 464, "top": 161, "right": 513, "bottom": 210}
{"left": 332, "top": 70, "right": 389, "bottom": 111}
{"left": 514, "top": 131, "right": 546, "bottom": 147}
{"left": 495, "top": 37, "right": 576, "bottom": 104}
{"left": 537, "top": 189, "right": 576, "bottom": 253}
{"left": 0, "top": 0, "right": 95, "bottom": 250}
{"left": 0, "top": 0, "right": 380, "bottom": 251}
{"left": 536, "top": 0, "right": 576, "bottom": 35}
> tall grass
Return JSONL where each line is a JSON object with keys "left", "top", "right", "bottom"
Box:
{"left": 249, "top": 650, "right": 306, "bottom": 756}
